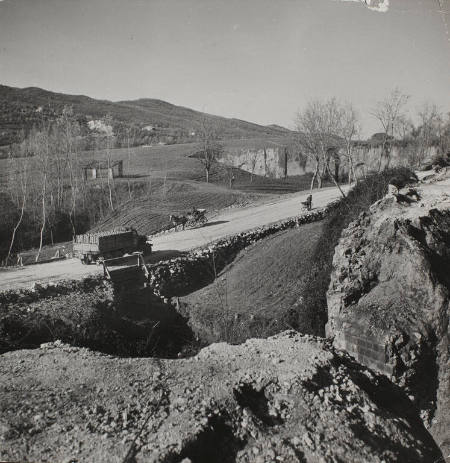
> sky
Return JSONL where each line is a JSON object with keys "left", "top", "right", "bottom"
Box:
{"left": 0, "top": 0, "right": 449, "bottom": 136}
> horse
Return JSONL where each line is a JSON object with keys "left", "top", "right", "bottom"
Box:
{"left": 169, "top": 214, "right": 188, "bottom": 230}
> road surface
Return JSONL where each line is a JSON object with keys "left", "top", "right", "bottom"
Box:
{"left": 0, "top": 186, "right": 347, "bottom": 291}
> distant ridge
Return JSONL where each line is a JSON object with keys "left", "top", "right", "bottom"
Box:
{"left": 266, "top": 124, "right": 291, "bottom": 132}
{"left": 0, "top": 84, "right": 292, "bottom": 145}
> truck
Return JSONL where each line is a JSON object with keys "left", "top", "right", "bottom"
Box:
{"left": 73, "top": 229, "right": 152, "bottom": 264}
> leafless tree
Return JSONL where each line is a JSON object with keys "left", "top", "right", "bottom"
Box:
{"left": 32, "top": 124, "right": 51, "bottom": 262}
{"left": 339, "top": 103, "right": 361, "bottom": 184}
{"left": 295, "top": 98, "right": 346, "bottom": 197}
{"left": 371, "top": 88, "right": 410, "bottom": 171}
{"left": 197, "top": 116, "right": 223, "bottom": 183}
{"left": 126, "top": 127, "right": 136, "bottom": 200}
{"left": 248, "top": 150, "right": 259, "bottom": 183}
{"left": 413, "top": 102, "right": 442, "bottom": 167}
{"left": 5, "top": 142, "right": 30, "bottom": 265}
{"left": 57, "top": 106, "right": 81, "bottom": 237}
{"left": 103, "top": 114, "right": 115, "bottom": 210}
{"left": 436, "top": 112, "right": 450, "bottom": 158}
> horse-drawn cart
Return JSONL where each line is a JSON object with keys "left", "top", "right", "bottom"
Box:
{"left": 169, "top": 208, "right": 208, "bottom": 230}
{"left": 186, "top": 208, "right": 207, "bottom": 227}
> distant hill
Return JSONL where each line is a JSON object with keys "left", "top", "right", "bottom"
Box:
{"left": 0, "top": 84, "right": 292, "bottom": 146}
{"left": 266, "top": 124, "right": 291, "bottom": 132}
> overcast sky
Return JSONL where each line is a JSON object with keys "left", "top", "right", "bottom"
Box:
{"left": 0, "top": 0, "right": 448, "bottom": 135}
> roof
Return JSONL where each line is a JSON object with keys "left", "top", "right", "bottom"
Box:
{"left": 82, "top": 159, "right": 123, "bottom": 169}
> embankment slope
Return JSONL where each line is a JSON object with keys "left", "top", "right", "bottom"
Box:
{"left": 180, "top": 221, "right": 325, "bottom": 343}
{"left": 327, "top": 178, "right": 450, "bottom": 453}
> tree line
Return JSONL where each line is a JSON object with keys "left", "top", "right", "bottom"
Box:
{"left": 294, "top": 89, "right": 450, "bottom": 195}
{"left": 3, "top": 108, "right": 132, "bottom": 264}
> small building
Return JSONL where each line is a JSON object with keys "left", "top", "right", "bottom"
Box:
{"left": 82, "top": 160, "right": 123, "bottom": 180}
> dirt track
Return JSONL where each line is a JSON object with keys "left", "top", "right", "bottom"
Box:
{"left": 0, "top": 186, "right": 347, "bottom": 290}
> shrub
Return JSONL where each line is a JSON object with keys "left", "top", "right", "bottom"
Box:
{"left": 431, "top": 152, "right": 450, "bottom": 168}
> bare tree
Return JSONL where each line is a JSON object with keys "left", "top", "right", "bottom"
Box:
{"left": 413, "top": 102, "right": 442, "bottom": 167}
{"left": 339, "top": 103, "right": 361, "bottom": 184}
{"left": 103, "top": 114, "right": 115, "bottom": 210}
{"left": 126, "top": 127, "right": 136, "bottom": 200}
{"left": 197, "top": 116, "right": 223, "bottom": 183}
{"left": 371, "top": 88, "right": 410, "bottom": 171}
{"left": 436, "top": 112, "right": 450, "bottom": 159}
{"left": 295, "top": 98, "right": 346, "bottom": 197}
{"left": 248, "top": 150, "right": 259, "bottom": 183}
{"left": 5, "top": 142, "right": 30, "bottom": 265}
{"left": 57, "top": 106, "right": 81, "bottom": 237}
{"left": 32, "top": 124, "right": 51, "bottom": 262}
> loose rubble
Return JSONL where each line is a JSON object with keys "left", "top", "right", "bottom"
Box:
{"left": 0, "top": 332, "right": 442, "bottom": 462}
{"left": 326, "top": 180, "right": 450, "bottom": 453}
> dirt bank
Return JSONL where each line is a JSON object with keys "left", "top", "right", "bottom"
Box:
{"left": 179, "top": 222, "right": 325, "bottom": 344}
{"left": 0, "top": 332, "right": 442, "bottom": 463}
{"left": 327, "top": 178, "right": 450, "bottom": 453}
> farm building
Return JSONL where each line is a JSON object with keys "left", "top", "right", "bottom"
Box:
{"left": 82, "top": 160, "right": 124, "bottom": 180}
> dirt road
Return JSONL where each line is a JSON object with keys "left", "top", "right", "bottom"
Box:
{"left": 0, "top": 186, "right": 346, "bottom": 290}
{"left": 152, "top": 185, "right": 347, "bottom": 251}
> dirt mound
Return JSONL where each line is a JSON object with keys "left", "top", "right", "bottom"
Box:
{"left": 0, "top": 332, "right": 442, "bottom": 462}
{"left": 326, "top": 180, "right": 450, "bottom": 453}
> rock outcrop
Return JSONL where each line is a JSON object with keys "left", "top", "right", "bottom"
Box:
{"left": 326, "top": 180, "right": 450, "bottom": 452}
{"left": 0, "top": 333, "right": 442, "bottom": 463}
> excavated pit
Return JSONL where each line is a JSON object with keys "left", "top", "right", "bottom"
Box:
{"left": 0, "top": 282, "right": 198, "bottom": 359}
{"left": 164, "top": 414, "right": 246, "bottom": 463}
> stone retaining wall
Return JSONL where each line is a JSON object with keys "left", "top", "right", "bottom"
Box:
{"left": 0, "top": 201, "right": 339, "bottom": 307}
{"left": 146, "top": 202, "right": 339, "bottom": 298}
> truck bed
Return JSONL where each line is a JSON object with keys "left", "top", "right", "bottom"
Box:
{"left": 73, "top": 230, "right": 139, "bottom": 254}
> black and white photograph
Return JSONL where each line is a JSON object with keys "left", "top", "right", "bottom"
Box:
{"left": 0, "top": 0, "right": 449, "bottom": 461}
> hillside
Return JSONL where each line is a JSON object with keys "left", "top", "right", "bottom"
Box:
{"left": 0, "top": 84, "right": 292, "bottom": 146}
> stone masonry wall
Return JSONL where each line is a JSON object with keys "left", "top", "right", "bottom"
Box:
{"left": 146, "top": 202, "right": 339, "bottom": 298}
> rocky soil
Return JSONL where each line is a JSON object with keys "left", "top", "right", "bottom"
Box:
{"left": 0, "top": 332, "right": 442, "bottom": 463}
{"left": 327, "top": 177, "right": 450, "bottom": 453}
{"left": 0, "top": 277, "right": 191, "bottom": 358}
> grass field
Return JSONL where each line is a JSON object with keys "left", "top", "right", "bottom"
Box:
{"left": 69, "top": 142, "right": 328, "bottom": 234}
{"left": 0, "top": 140, "right": 330, "bottom": 259}
{"left": 92, "top": 178, "right": 257, "bottom": 234}
{"left": 180, "top": 221, "right": 324, "bottom": 344}
{"left": 0, "top": 140, "right": 322, "bottom": 191}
